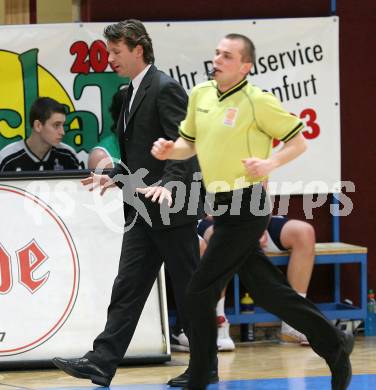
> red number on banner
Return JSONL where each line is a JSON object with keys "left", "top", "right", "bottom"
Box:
{"left": 70, "top": 40, "right": 109, "bottom": 73}
{"left": 301, "top": 108, "right": 320, "bottom": 139}
{"left": 0, "top": 244, "right": 12, "bottom": 294}
{"left": 89, "top": 40, "right": 109, "bottom": 73}
{"left": 70, "top": 41, "right": 90, "bottom": 74}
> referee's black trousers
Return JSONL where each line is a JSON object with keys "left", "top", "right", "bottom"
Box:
{"left": 185, "top": 185, "right": 344, "bottom": 388}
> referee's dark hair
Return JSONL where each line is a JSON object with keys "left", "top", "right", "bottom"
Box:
{"left": 29, "top": 97, "right": 66, "bottom": 128}
{"left": 103, "top": 19, "right": 155, "bottom": 64}
{"left": 225, "top": 33, "right": 256, "bottom": 64}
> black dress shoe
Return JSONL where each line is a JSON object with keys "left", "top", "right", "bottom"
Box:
{"left": 52, "top": 357, "right": 112, "bottom": 387}
{"left": 326, "top": 332, "right": 354, "bottom": 390}
{"left": 167, "top": 368, "right": 219, "bottom": 387}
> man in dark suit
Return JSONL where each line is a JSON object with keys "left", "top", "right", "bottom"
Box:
{"left": 52, "top": 19, "right": 204, "bottom": 387}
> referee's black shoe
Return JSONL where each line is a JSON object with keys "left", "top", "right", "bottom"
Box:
{"left": 326, "top": 332, "right": 354, "bottom": 390}
{"left": 182, "top": 387, "right": 205, "bottom": 390}
{"left": 167, "top": 367, "right": 219, "bottom": 387}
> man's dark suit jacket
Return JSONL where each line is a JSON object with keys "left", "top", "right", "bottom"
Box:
{"left": 109, "top": 65, "right": 202, "bottom": 229}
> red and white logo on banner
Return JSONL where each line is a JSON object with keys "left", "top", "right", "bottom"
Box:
{"left": 0, "top": 185, "right": 79, "bottom": 356}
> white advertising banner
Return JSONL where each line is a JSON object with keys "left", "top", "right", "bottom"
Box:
{"left": 0, "top": 178, "right": 168, "bottom": 362}
{"left": 0, "top": 17, "right": 340, "bottom": 194}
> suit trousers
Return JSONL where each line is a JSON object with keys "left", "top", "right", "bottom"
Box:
{"left": 185, "top": 185, "right": 343, "bottom": 388}
{"left": 85, "top": 220, "right": 199, "bottom": 375}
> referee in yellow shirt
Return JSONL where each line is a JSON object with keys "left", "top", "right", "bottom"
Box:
{"left": 151, "top": 34, "right": 353, "bottom": 390}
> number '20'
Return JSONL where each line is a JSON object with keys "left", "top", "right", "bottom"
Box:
{"left": 70, "top": 40, "right": 109, "bottom": 74}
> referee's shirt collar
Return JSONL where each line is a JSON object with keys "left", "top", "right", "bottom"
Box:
{"left": 217, "top": 78, "right": 248, "bottom": 101}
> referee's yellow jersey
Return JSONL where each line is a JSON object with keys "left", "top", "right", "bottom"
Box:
{"left": 179, "top": 79, "right": 304, "bottom": 192}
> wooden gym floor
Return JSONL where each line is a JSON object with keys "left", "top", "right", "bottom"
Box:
{"left": 0, "top": 336, "right": 375, "bottom": 389}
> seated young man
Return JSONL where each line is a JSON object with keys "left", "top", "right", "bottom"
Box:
{"left": 0, "top": 97, "right": 81, "bottom": 172}
{"left": 171, "top": 215, "right": 315, "bottom": 351}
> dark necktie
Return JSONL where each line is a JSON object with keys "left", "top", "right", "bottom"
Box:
{"left": 125, "top": 82, "right": 134, "bottom": 118}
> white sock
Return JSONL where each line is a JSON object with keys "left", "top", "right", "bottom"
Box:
{"left": 282, "top": 292, "right": 306, "bottom": 332}
{"left": 216, "top": 297, "right": 226, "bottom": 318}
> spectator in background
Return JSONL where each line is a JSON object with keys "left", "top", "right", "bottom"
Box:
{"left": 87, "top": 87, "right": 127, "bottom": 170}
{"left": 0, "top": 97, "right": 81, "bottom": 172}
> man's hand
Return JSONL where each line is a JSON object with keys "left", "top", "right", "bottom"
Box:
{"left": 242, "top": 157, "right": 277, "bottom": 178}
{"left": 81, "top": 172, "right": 116, "bottom": 196}
{"left": 151, "top": 138, "right": 175, "bottom": 160}
{"left": 136, "top": 186, "right": 173, "bottom": 207}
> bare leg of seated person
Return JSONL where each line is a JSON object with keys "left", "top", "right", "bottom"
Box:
{"left": 279, "top": 219, "right": 315, "bottom": 345}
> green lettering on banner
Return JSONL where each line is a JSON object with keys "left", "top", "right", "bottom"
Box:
{"left": 73, "top": 72, "right": 129, "bottom": 142}
{"left": 64, "top": 110, "right": 99, "bottom": 153}
{"left": 0, "top": 110, "right": 23, "bottom": 148}
{"left": 19, "top": 49, "right": 39, "bottom": 139}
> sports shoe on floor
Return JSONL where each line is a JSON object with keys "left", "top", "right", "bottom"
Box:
{"left": 171, "top": 329, "right": 190, "bottom": 352}
{"left": 280, "top": 328, "right": 309, "bottom": 346}
{"left": 217, "top": 316, "right": 235, "bottom": 351}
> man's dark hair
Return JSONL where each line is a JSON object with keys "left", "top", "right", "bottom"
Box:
{"left": 225, "top": 33, "right": 256, "bottom": 64}
{"left": 29, "top": 97, "right": 66, "bottom": 128}
{"left": 104, "top": 19, "right": 155, "bottom": 64}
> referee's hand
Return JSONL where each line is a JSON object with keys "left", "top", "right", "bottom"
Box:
{"left": 242, "top": 157, "right": 276, "bottom": 178}
{"left": 151, "top": 138, "right": 174, "bottom": 160}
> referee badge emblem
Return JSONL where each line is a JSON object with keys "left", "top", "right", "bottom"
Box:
{"left": 223, "top": 108, "right": 238, "bottom": 127}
